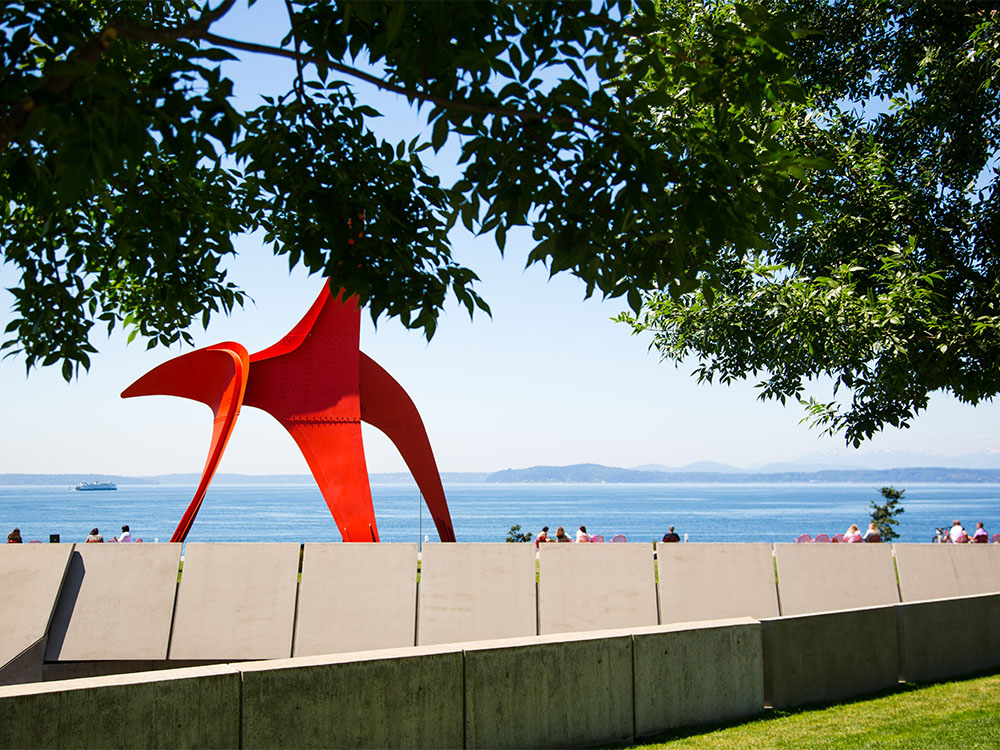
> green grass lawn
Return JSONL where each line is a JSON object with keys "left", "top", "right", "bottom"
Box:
{"left": 617, "top": 671, "right": 1000, "bottom": 749}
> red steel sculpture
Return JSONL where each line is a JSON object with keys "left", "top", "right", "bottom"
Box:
{"left": 122, "top": 284, "right": 456, "bottom": 544}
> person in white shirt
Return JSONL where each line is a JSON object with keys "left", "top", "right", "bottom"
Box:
{"left": 116, "top": 525, "right": 133, "bottom": 543}
{"left": 575, "top": 525, "right": 591, "bottom": 543}
{"left": 949, "top": 520, "right": 969, "bottom": 543}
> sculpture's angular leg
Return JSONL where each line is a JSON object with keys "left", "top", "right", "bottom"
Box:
{"left": 359, "top": 354, "right": 456, "bottom": 542}
{"left": 121, "top": 342, "right": 250, "bottom": 542}
{"left": 245, "top": 288, "right": 380, "bottom": 542}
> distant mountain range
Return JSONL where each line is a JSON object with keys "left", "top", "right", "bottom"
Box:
{"left": 0, "top": 472, "right": 491, "bottom": 486}
{"left": 0, "top": 474, "right": 161, "bottom": 487}
{"left": 3, "top": 459, "right": 1000, "bottom": 486}
{"left": 632, "top": 451, "right": 1000, "bottom": 473}
{"left": 484, "top": 463, "right": 1000, "bottom": 484}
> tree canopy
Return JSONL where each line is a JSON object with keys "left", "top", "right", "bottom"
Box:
{"left": 623, "top": 0, "right": 1000, "bottom": 445}
{"left": 5, "top": 0, "right": 996, "bottom": 448}
{"left": 1, "top": 0, "right": 823, "bottom": 380}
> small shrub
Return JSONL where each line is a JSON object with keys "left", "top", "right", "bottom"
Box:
{"left": 505, "top": 524, "right": 532, "bottom": 543}
{"left": 870, "top": 486, "right": 905, "bottom": 541}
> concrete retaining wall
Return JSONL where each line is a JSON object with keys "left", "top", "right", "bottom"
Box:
{"left": 896, "top": 592, "right": 1000, "bottom": 683}
{"left": 241, "top": 646, "right": 465, "bottom": 749}
{"left": 0, "top": 665, "right": 241, "bottom": 749}
{"left": 3, "top": 541, "right": 999, "bottom": 747}
{"left": 0, "top": 620, "right": 762, "bottom": 750}
{"left": 1, "top": 593, "right": 998, "bottom": 749}
{"left": 761, "top": 606, "right": 899, "bottom": 709}
{"left": 632, "top": 618, "right": 764, "bottom": 736}
{"left": 464, "top": 631, "right": 634, "bottom": 749}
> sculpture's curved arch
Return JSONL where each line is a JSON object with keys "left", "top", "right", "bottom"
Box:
{"left": 121, "top": 342, "right": 250, "bottom": 543}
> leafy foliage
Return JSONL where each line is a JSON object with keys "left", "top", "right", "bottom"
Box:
{"left": 870, "top": 485, "right": 904, "bottom": 542}
{"left": 622, "top": 0, "right": 1000, "bottom": 445}
{"left": 2, "top": 0, "right": 823, "bottom": 377}
{"left": 505, "top": 523, "right": 532, "bottom": 543}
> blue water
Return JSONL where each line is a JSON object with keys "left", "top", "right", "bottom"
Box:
{"left": 1, "top": 482, "right": 998, "bottom": 546}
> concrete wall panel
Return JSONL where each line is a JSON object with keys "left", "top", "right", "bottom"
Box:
{"left": 896, "top": 593, "right": 1000, "bottom": 683}
{"left": 45, "top": 544, "right": 181, "bottom": 661}
{"left": 658, "top": 544, "right": 778, "bottom": 624}
{"left": 240, "top": 646, "right": 464, "bottom": 749}
{"left": 169, "top": 543, "right": 299, "bottom": 661}
{"left": 632, "top": 618, "right": 764, "bottom": 736}
{"left": 538, "top": 543, "right": 657, "bottom": 635}
{"left": 894, "top": 544, "right": 999, "bottom": 602}
{"left": 417, "top": 543, "right": 536, "bottom": 646}
{"left": 949, "top": 544, "right": 999, "bottom": 595}
{"left": 464, "top": 631, "right": 634, "bottom": 749}
{"left": 0, "top": 665, "right": 241, "bottom": 749}
{"left": 762, "top": 606, "right": 899, "bottom": 709}
{"left": 295, "top": 543, "right": 417, "bottom": 656}
{"left": 0, "top": 544, "right": 72, "bottom": 675}
{"left": 775, "top": 543, "right": 899, "bottom": 616}
{"left": 894, "top": 544, "right": 955, "bottom": 602}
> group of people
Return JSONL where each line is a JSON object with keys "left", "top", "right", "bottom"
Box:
{"left": 841, "top": 519, "right": 991, "bottom": 543}
{"left": 941, "top": 519, "right": 989, "bottom": 543}
{"left": 842, "top": 523, "right": 884, "bottom": 542}
{"left": 86, "top": 525, "right": 135, "bottom": 543}
{"left": 6, "top": 525, "right": 136, "bottom": 543}
{"left": 534, "top": 525, "right": 593, "bottom": 546}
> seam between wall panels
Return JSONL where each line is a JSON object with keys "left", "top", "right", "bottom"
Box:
{"left": 238, "top": 670, "right": 244, "bottom": 750}
{"left": 535, "top": 580, "right": 540, "bottom": 636}
{"left": 772, "top": 545, "right": 784, "bottom": 616}
{"left": 462, "top": 649, "right": 468, "bottom": 750}
{"left": 165, "top": 579, "right": 181, "bottom": 660}
{"left": 414, "top": 580, "right": 420, "bottom": 646}
{"left": 288, "top": 544, "right": 302, "bottom": 658}
{"left": 891, "top": 545, "right": 903, "bottom": 603}
{"left": 630, "top": 635, "right": 637, "bottom": 744}
{"left": 655, "top": 574, "right": 662, "bottom": 625}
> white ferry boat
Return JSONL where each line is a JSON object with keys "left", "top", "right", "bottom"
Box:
{"left": 74, "top": 481, "right": 117, "bottom": 491}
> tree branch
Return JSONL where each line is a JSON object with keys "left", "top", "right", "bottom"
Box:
{"left": 283, "top": 0, "right": 309, "bottom": 128}
{"left": 112, "top": 0, "right": 237, "bottom": 44}
{"left": 2, "top": 1, "right": 613, "bottom": 155}
{"left": 0, "top": 0, "right": 238, "bottom": 152}
{"left": 197, "top": 31, "right": 610, "bottom": 135}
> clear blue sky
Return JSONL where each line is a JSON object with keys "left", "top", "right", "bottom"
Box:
{"left": 1, "top": 3, "right": 998, "bottom": 477}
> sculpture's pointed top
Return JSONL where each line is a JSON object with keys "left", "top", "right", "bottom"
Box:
{"left": 250, "top": 283, "right": 359, "bottom": 363}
